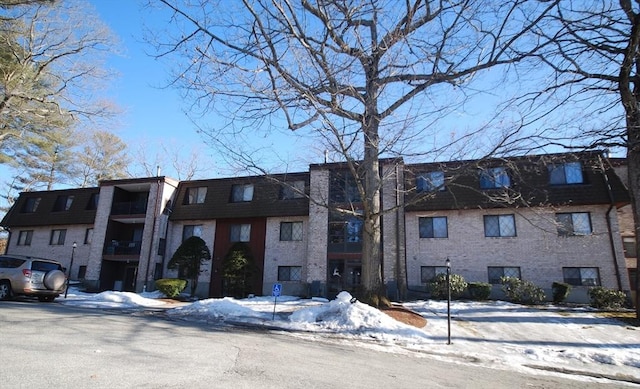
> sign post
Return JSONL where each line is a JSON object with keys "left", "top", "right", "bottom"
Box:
{"left": 272, "top": 283, "right": 282, "bottom": 320}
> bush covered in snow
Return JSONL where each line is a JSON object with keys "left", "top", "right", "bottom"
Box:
{"left": 588, "top": 286, "right": 627, "bottom": 310}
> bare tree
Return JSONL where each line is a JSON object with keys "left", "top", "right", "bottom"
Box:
{"left": 149, "top": 0, "right": 558, "bottom": 304}
{"left": 0, "top": 1, "right": 118, "bottom": 164}
{"left": 131, "top": 139, "right": 212, "bottom": 181}
{"left": 70, "top": 130, "right": 131, "bottom": 188}
{"left": 514, "top": 0, "right": 639, "bottom": 317}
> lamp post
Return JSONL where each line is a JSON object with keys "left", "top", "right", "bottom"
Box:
{"left": 446, "top": 257, "right": 451, "bottom": 345}
{"left": 64, "top": 242, "right": 77, "bottom": 298}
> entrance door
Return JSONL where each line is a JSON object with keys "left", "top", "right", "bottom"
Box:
{"left": 327, "top": 259, "right": 361, "bottom": 298}
{"left": 124, "top": 265, "right": 138, "bottom": 292}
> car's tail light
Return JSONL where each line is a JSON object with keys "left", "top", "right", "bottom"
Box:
{"left": 22, "top": 269, "right": 32, "bottom": 278}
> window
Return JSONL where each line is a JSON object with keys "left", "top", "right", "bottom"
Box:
{"left": 488, "top": 266, "right": 521, "bottom": 284}
{"left": 86, "top": 193, "right": 99, "bottom": 210}
{"left": 329, "top": 171, "right": 361, "bottom": 203}
{"left": 49, "top": 229, "right": 66, "bottom": 245}
{"left": 184, "top": 187, "right": 207, "bottom": 204}
{"left": 280, "top": 222, "right": 303, "bottom": 241}
{"left": 420, "top": 266, "right": 448, "bottom": 283}
{"left": 556, "top": 212, "right": 592, "bottom": 236}
{"left": 230, "top": 224, "right": 251, "bottom": 242}
{"left": 418, "top": 217, "right": 448, "bottom": 238}
{"left": 480, "top": 167, "right": 510, "bottom": 189}
{"left": 417, "top": 171, "right": 445, "bottom": 193}
{"left": 17, "top": 230, "right": 33, "bottom": 246}
{"left": 231, "top": 184, "right": 254, "bottom": 202}
{"left": 630, "top": 269, "right": 637, "bottom": 291}
{"left": 563, "top": 267, "right": 600, "bottom": 286}
{"left": 484, "top": 215, "right": 516, "bottom": 237}
{"left": 53, "top": 195, "right": 74, "bottom": 211}
{"left": 182, "top": 225, "right": 203, "bottom": 241}
{"left": 281, "top": 181, "right": 305, "bottom": 199}
{"left": 623, "top": 237, "right": 637, "bottom": 258}
{"left": 278, "top": 266, "right": 302, "bottom": 281}
{"left": 21, "top": 197, "right": 41, "bottom": 213}
{"left": 549, "top": 162, "right": 584, "bottom": 185}
{"left": 84, "top": 228, "right": 93, "bottom": 245}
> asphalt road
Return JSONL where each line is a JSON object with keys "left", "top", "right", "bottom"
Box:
{"left": 0, "top": 300, "right": 629, "bottom": 388}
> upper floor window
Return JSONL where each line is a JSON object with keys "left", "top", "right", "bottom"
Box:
{"left": 231, "top": 184, "right": 254, "bottom": 202}
{"left": 549, "top": 162, "right": 583, "bottom": 185}
{"left": 488, "top": 266, "right": 521, "bottom": 284}
{"left": 417, "top": 171, "right": 445, "bottom": 193}
{"left": 329, "top": 171, "right": 361, "bottom": 203}
{"left": 418, "top": 217, "right": 448, "bottom": 238}
{"left": 182, "top": 225, "right": 203, "bottom": 241}
{"left": 53, "top": 195, "right": 74, "bottom": 211}
{"left": 480, "top": 167, "right": 510, "bottom": 189}
{"left": 280, "top": 221, "right": 303, "bottom": 241}
{"left": 49, "top": 229, "right": 66, "bottom": 245}
{"left": 184, "top": 187, "right": 207, "bottom": 205}
{"left": 21, "top": 197, "right": 41, "bottom": 213}
{"left": 18, "top": 230, "right": 33, "bottom": 246}
{"left": 623, "top": 237, "right": 637, "bottom": 258}
{"left": 328, "top": 212, "right": 363, "bottom": 253}
{"left": 281, "top": 181, "right": 305, "bottom": 200}
{"left": 484, "top": 214, "right": 516, "bottom": 237}
{"left": 563, "top": 267, "right": 600, "bottom": 286}
{"left": 230, "top": 224, "right": 251, "bottom": 242}
{"left": 556, "top": 212, "right": 592, "bottom": 236}
{"left": 86, "top": 193, "right": 99, "bottom": 210}
{"left": 420, "top": 266, "right": 448, "bottom": 283}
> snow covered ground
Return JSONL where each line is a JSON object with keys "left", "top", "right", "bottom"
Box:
{"left": 60, "top": 289, "right": 640, "bottom": 385}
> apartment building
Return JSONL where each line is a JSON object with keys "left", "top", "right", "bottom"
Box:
{"left": 1, "top": 151, "right": 633, "bottom": 303}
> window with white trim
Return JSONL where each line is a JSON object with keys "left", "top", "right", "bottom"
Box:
{"left": 182, "top": 225, "right": 203, "bottom": 241}
{"left": 418, "top": 217, "right": 448, "bottom": 238}
{"left": 556, "top": 212, "right": 592, "bottom": 236}
{"left": 484, "top": 215, "right": 516, "bottom": 237}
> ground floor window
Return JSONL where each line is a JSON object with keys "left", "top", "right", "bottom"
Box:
{"left": 78, "top": 266, "right": 87, "bottom": 280}
{"left": 278, "top": 266, "right": 302, "bottom": 281}
{"left": 488, "top": 266, "right": 521, "bottom": 284}
{"left": 420, "top": 266, "right": 448, "bottom": 283}
{"left": 563, "top": 267, "right": 600, "bottom": 286}
{"left": 18, "top": 230, "right": 33, "bottom": 246}
{"left": 629, "top": 268, "right": 637, "bottom": 291}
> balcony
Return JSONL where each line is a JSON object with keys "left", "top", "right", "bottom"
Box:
{"left": 111, "top": 201, "right": 147, "bottom": 216}
{"left": 104, "top": 240, "right": 142, "bottom": 256}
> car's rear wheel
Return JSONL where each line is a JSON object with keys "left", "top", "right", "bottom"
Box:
{"left": 38, "top": 295, "right": 56, "bottom": 302}
{"left": 43, "top": 270, "right": 66, "bottom": 291}
{"left": 0, "top": 281, "right": 12, "bottom": 300}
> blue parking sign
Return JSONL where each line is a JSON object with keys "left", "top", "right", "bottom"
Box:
{"left": 272, "top": 283, "right": 282, "bottom": 297}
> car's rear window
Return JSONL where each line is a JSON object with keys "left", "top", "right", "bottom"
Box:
{"left": 31, "top": 261, "right": 62, "bottom": 272}
{"left": 0, "top": 257, "right": 26, "bottom": 268}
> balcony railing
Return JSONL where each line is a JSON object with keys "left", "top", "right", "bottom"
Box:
{"left": 104, "top": 240, "right": 142, "bottom": 256}
{"left": 111, "top": 201, "right": 147, "bottom": 215}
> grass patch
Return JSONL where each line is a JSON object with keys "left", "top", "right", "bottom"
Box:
{"left": 596, "top": 311, "right": 639, "bottom": 326}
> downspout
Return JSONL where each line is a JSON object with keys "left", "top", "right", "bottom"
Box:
{"left": 599, "top": 155, "right": 624, "bottom": 291}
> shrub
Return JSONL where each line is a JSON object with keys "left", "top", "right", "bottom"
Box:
{"left": 467, "top": 282, "right": 491, "bottom": 300}
{"left": 168, "top": 236, "right": 212, "bottom": 297}
{"left": 155, "top": 278, "right": 187, "bottom": 298}
{"left": 428, "top": 273, "right": 467, "bottom": 300}
{"left": 588, "top": 286, "right": 627, "bottom": 310}
{"left": 551, "top": 282, "right": 571, "bottom": 304}
{"left": 500, "top": 277, "right": 546, "bottom": 305}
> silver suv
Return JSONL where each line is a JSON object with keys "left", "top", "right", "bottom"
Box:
{"left": 0, "top": 255, "right": 67, "bottom": 302}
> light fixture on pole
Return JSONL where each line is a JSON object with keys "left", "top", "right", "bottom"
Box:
{"left": 446, "top": 257, "right": 451, "bottom": 345}
{"left": 64, "top": 242, "right": 77, "bottom": 298}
